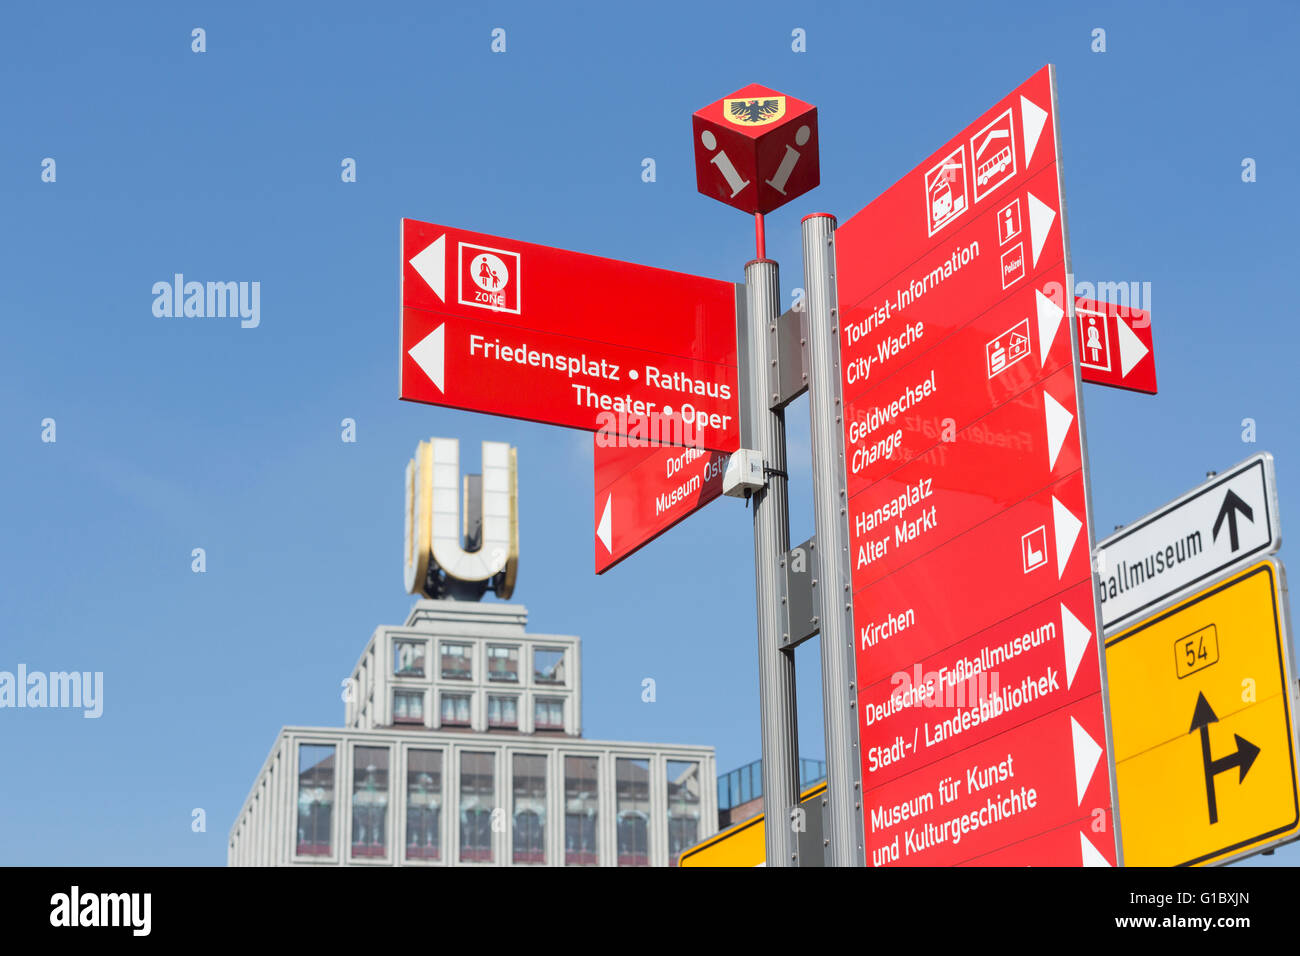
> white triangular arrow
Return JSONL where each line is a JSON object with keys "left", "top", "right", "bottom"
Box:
{"left": 409, "top": 234, "right": 445, "bottom": 302}
{"left": 408, "top": 324, "right": 445, "bottom": 392}
{"left": 1079, "top": 831, "right": 1111, "bottom": 867}
{"left": 1028, "top": 192, "right": 1055, "bottom": 267}
{"left": 1021, "top": 96, "right": 1048, "bottom": 168}
{"left": 1116, "top": 314, "right": 1150, "bottom": 377}
{"left": 1036, "top": 288, "right": 1064, "bottom": 364}
{"left": 1061, "top": 602, "right": 1093, "bottom": 690}
{"left": 1070, "top": 717, "right": 1103, "bottom": 805}
{"left": 1043, "top": 390, "right": 1073, "bottom": 471}
{"left": 596, "top": 494, "right": 612, "bottom": 553}
{"left": 1052, "top": 495, "right": 1082, "bottom": 579}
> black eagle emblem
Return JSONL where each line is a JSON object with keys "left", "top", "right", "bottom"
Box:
{"left": 730, "top": 98, "right": 781, "bottom": 125}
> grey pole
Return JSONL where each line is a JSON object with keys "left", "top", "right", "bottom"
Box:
{"left": 801, "top": 214, "right": 865, "bottom": 866}
{"left": 744, "top": 257, "right": 801, "bottom": 866}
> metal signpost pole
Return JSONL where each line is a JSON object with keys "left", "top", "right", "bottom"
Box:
{"left": 800, "top": 213, "right": 865, "bottom": 866}
{"left": 745, "top": 256, "right": 800, "bottom": 867}
{"left": 690, "top": 82, "right": 820, "bottom": 867}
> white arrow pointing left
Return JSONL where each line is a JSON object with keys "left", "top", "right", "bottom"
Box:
{"left": 596, "top": 494, "right": 613, "bottom": 553}
{"left": 409, "top": 324, "right": 445, "bottom": 392}
{"left": 409, "top": 234, "right": 446, "bottom": 302}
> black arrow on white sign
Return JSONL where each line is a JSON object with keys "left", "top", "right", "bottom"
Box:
{"left": 1189, "top": 691, "right": 1261, "bottom": 825}
{"left": 1212, "top": 490, "right": 1254, "bottom": 553}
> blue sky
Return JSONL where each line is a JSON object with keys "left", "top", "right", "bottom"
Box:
{"left": 1, "top": 1, "right": 1296, "bottom": 865}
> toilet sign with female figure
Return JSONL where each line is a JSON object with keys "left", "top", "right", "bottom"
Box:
{"left": 1075, "top": 297, "right": 1157, "bottom": 394}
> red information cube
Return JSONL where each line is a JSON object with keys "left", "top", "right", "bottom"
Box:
{"left": 692, "top": 83, "right": 820, "bottom": 215}
{"left": 835, "top": 65, "right": 1120, "bottom": 866}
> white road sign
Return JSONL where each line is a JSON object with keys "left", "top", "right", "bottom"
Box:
{"left": 1095, "top": 453, "right": 1281, "bottom": 631}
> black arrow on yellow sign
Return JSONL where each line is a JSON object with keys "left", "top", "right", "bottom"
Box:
{"left": 1189, "top": 691, "right": 1261, "bottom": 824}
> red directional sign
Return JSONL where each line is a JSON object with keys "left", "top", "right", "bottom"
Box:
{"left": 847, "top": 365, "right": 1082, "bottom": 590}
{"left": 858, "top": 579, "right": 1101, "bottom": 792}
{"left": 400, "top": 219, "right": 742, "bottom": 452}
{"left": 853, "top": 475, "right": 1096, "bottom": 688}
{"left": 592, "top": 437, "right": 733, "bottom": 573}
{"left": 835, "top": 65, "right": 1119, "bottom": 866}
{"left": 1076, "top": 297, "right": 1157, "bottom": 394}
{"left": 840, "top": 161, "right": 1067, "bottom": 403}
{"left": 843, "top": 279, "right": 1071, "bottom": 498}
{"left": 962, "top": 810, "right": 1117, "bottom": 866}
{"left": 861, "top": 699, "right": 1116, "bottom": 866}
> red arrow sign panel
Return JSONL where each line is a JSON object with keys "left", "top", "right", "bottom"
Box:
{"left": 857, "top": 579, "right": 1101, "bottom": 793}
{"left": 854, "top": 472, "right": 1095, "bottom": 688}
{"left": 840, "top": 163, "right": 1068, "bottom": 402}
{"left": 847, "top": 365, "right": 1082, "bottom": 591}
{"left": 960, "top": 810, "right": 1118, "bottom": 866}
{"left": 401, "top": 307, "right": 741, "bottom": 450}
{"left": 400, "top": 219, "right": 742, "bottom": 451}
{"left": 1076, "top": 297, "right": 1157, "bottom": 394}
{"left": 862, "top": 697, "right": 1113, "bottom": 866}
{"left": 592, "top": 437, "right": 732, "bottom": 573}
{"left": 842, "top": 278, "right": 1072, "bottom": 497}
{"left": 836, "top": 68, "right": 1059, "bottom": 311}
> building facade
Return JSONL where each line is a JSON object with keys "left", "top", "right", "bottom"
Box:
{"left": 716, "top": 756, "right": 827, "bottom": 829}
{"left": 230, "top": 600, "right": 717, "bottom": 867}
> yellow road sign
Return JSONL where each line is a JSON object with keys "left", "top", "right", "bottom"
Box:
{"left": 678, "top": 782, "right": 826, "bottom": 867}
{"left": 1105, "top": 559, "right": 1299, "bottom": 865}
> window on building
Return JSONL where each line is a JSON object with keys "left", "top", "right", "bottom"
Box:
{"left": 351, "top": 746, "right": 389, "bottom": 858}
{"left": 534, "top": 697, "right": 564, "bottom": 731}
{"left": 441, "top": 642, "right": 472, "bottom": 680}
{"left": 616, "top": 757, "right": 651, "bottom": 867}
{"left": 393, "top": 639, "right": 426, "bottom": 677}
{"left": 512, "top": 754, "right": 547, "bottom": 864}
{"left": 667, "top": 760, "right": 702, "bottom": 864}
{"left": 487, "top": 695, "right": 518, "bottom": 730}
{"left": 459, "top": 752, "right": 494, "bottom": 863}
{"left": 486, "top": 645, "right": 519, "bottom": 682}
{"left": 533, "top": 647, "right": 565, "bottom": 685}
{"left": 565, "top": 755, "right": 599, "bottom": 866}
{"left": 393, "top": 690, "right": 424, "bottom": 725}
{"left": 405, "top": 749, "right": 442, "bottom": 861}
{"left": 296, "top": 744, "right": 335, "bottom": 857}
{"left": 440, "top": 693, "right": 472, "bottom": 728}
